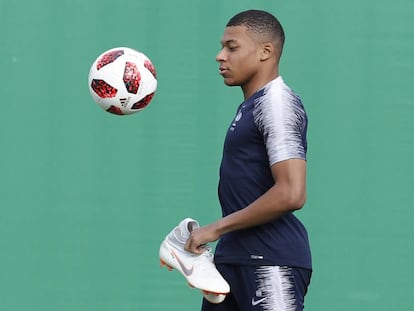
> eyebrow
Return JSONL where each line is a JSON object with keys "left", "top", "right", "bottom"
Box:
{"left": 220, "top": 39, "right": 239, "bottom": 46}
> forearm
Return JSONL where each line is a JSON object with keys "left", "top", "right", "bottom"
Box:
{"left": 215, "top": 183, "right": 306, "bottom": 236}
{"left": 185, "top": 159, "right": 307, "bottom": 254}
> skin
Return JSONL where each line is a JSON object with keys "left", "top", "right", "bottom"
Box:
{"left": 184, "top": 25, "right": 307, "bottom": 254}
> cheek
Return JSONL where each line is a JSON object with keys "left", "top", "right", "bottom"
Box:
{"left": 230, "top": 53, "right": 248, "bottom": 70}
{"left": 236, "top": 57, "right": 258, "bottom": 75}
{"left": 235, "top": 49, "right": 259, "bottom": 66}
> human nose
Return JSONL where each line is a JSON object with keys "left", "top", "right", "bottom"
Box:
{"left": 216, "top": 48, "right": 226, "bottom": 62}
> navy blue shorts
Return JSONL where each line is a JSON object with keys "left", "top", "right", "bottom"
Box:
{"left": 202, "top": 264, "right": 312, "bottom": 311}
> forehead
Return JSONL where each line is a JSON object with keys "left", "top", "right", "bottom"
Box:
{"left": 220, "top": 25, "right": 253, "bottom": 44}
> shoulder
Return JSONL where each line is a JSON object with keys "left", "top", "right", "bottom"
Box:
{"left": 252, "top": 77, "right": 308, "bottom": 165}
{"left": 257, "top": 77, "right": 303, "bottom": 110}
{"left": 253, "top": 77, "right": 306, "bottom": 129}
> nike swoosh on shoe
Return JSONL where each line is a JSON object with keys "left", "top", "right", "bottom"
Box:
{"left": 171, "top": 249, "right": 194, "bottom": 276}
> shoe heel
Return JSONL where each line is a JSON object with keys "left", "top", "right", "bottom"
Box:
{"left": 202, "top": 289, "right": 228, "bottom": 295}
{"left": 201, "top": 290, "right": 227, "bottom": 304}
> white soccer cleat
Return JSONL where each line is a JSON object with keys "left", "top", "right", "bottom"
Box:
{"left": 201, "top": 291, "right": 227, "bottom": 304}
{"left": 159, "top": 218, "right": 230, "bottom": 303}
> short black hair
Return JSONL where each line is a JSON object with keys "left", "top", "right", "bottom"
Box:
{"left": 226, "top": 10, "right": 285, "bottom": 47}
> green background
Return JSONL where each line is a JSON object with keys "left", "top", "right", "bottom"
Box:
{"left": 1, "top": 0, "right": 413, "bottom": 310}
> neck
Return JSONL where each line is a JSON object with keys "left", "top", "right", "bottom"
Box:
{"left": 241, "top": 71, "right": 279, "bottom": 100}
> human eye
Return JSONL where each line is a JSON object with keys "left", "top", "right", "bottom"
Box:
{"left": 220, "top": 40, "right": 239, "bottom": 52}
{"left": 227, "top": 45, "right": 238, "bottom": 52}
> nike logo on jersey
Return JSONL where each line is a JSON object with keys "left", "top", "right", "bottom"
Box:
{"left": 171, "top": 249, "right": 194, "bottom": 276}
{"left": 251, "top": 296, "right": 267, "bottom": 306}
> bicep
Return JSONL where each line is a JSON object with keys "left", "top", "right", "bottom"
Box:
{"left": 271, "top": 158, "right": 307, "bottom": 208}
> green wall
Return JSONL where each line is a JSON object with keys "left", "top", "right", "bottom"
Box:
{"left": 1, "top": 0, "right": 413, "bottom": 310}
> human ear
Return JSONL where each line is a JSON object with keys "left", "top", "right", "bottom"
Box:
{"left": 260, "top": 42, "right": 274, "bottom": 61}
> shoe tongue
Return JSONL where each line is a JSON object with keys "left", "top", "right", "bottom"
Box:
{"left": 187, "top": 220, "right": 199, "bottom": 232}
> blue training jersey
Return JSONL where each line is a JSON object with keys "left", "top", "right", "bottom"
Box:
{"left": 214, "top": 76, "right": 312, "bottom": 270}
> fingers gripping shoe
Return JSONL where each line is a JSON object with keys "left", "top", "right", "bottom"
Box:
{"left": 159, "top": 218, "right": 230, "bottom": 303}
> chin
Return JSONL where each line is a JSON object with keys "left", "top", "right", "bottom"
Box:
{"left": 223, "top": 78, "right": 239, "bottom": 87}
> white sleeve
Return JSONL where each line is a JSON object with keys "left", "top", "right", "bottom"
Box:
{"left": 253, "top": 84, "right": 308, "bottom": 166}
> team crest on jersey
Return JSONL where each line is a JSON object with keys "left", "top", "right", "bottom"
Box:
{"left": 230, "top": 109, "right": 243, "bottom": 131}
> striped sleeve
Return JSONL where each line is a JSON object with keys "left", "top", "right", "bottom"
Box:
{"left": 253, "top": 82, "right": 308, "bottom": 166}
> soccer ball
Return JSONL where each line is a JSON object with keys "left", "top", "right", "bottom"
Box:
{"left": 88, "top": 47, "right": 157, "bottom": 115}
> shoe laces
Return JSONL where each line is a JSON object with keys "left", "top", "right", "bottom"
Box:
{"left": 200, "top": 246, "right": 214, "bottom": 261}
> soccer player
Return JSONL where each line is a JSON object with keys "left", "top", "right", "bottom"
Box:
{"left": 185, "top": 10, "right": 312, "bottom": 310}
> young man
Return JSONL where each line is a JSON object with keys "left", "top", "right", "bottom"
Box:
{"left": 185, "top": 10, "right": 312, "bottom": 310}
